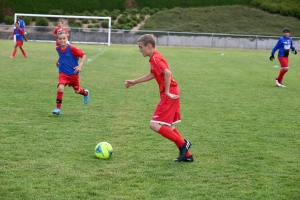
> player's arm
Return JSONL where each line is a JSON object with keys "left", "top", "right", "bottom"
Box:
{"left": 8, "top": 32, "right": 14, "bottom": 39}
{"left": 290, "top": 41, "right": 297, "bottom": 55}
{"left": 53, "top": 29, "right": 57, "bottom": 36}
{"left": 270, "top": 39, "right": 281, "bottom": 61}
{"left": 163, "top": 69, "right": 179, "bottom": 99}
{"left": 70, "top": 46, "right": 86, "bottom": 73}
{"left": 125, "top": 73, "right": 154, "bottom": 88}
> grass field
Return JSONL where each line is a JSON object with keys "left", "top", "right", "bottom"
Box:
{"left": 0, "top": 40, "right": 299, "bottom": 200}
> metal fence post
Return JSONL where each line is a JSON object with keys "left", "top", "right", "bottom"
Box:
{"left": 167, "top": 31, "right": 169, "bottom": 47}
{"left": 256, "top": 35, "right": 258, "bottom": 49}
{"left": 211, "top": 33, "right": 214, "bottom": 48}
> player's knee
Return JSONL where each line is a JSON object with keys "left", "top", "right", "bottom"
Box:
{"left": 150, "top": 122, "right": 160, "bottom": 132}
{"left": 282, "top": 67, "right": 289, "bottom": 71}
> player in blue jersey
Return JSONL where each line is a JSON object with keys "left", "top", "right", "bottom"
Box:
{"left": 17, "top": 16, "right": 27, "bottom": 41}
{"left": 52, "top": 30, "right": 89, "bottom": 115}
{"left": 270, "top": 28, "right": 297, "bottom": 87}
{"left": 8, "top": 22, "right": 27, "bottom": 58}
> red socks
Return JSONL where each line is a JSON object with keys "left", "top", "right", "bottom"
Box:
{"left": 78, "top": 88, "right": 88, "bottom": 96}
{"left": 21, "top": 49, "right": 26, "bottom": 57}
{"left": 277, "top": 69, "right": 288, "bottom": 83}
{"left": 173, "top": 128, "right": 192, "bottom": 157}
{"left": 56, "top": 91, "right": 63, "bottom": 109}
{"left": 158, "top": 126, "right": 185, "bottom": 147}
{"left": 12, "top": 50, "right": 17, "bottom": 57}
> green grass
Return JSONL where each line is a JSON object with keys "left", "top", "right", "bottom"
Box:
{"left": 142, "top": 5, "right": 300, "bottom": 36}
{"left": 0, "top": 40, "right": 300, "bottom": 199}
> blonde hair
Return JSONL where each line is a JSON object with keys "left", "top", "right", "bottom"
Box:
{"left": 137, "top": 34, "right": 156, "bottom": 48}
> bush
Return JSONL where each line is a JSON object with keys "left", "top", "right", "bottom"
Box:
{"left": 112, "top": 9, "right": 121, "bottom": 15}
{"left": 102, "top": 20, "right": 109, "bottom": 28}
{"left": 123, "top": 25, "right": 131, "bottom": 30}
{"left": 87, "top": 24, "right": 94, "bottom": 28}
{"left": 91, "top": 19, "right": 98, "bottom": 23}
{"left": 139, "top": 14, "right": 145, "bottom": 20}
{"left": 149, "top": 9, "right": 156, "bottom": 15}
{"left": 111, "top": 13, "right": 118, "bottom": 20}
{"left": 35, "top": 17, "right": 49, "bottom": 26}
{"left": 83, "top": 11, "right": 92, "bottom": 16}
{"left": 82, "top": 19, "right": 89, "bottom": 24}
{"left": 153, "top": 8, "right": 160, "bottom": 13}
{"left": 101, "top": 10, "right": 110, "bottom": 16}
{"left": 94, "top": 24, "right": 100, "bottom": 28}
{"left": 118, "top": 16, "right": 128, "bottom": 24}
{"left": 4, "top": 16, "right": 14, "bottom": 25}
{"left": 130, "top": 15, "right": 138, "bottom": 21}
{"left": 93, "top": 10, "right": 100, "bottom": 16}
{"left": 111, "top": 24, "right": 119, "bottom": 29}
{"left": 68, "top": 18, "right": 76, "bottom": 26}
{"left": 130, "top": 9, "right": 138, "bottom": 15}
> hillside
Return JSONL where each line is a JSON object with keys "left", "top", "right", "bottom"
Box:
{"left": 141, "top": 5, "right": 300, "bottom": 36}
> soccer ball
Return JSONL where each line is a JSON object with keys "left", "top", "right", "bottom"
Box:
{"left": 95, "top": 142, "right": 113, "bottom": 159}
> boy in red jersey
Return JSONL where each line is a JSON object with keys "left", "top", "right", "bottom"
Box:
{"left": 8, "top": 22, "right": 27, "bottom": 58}
{"left": 53, "top": 21, "right": 69, "bottom": 46}
{"left": 125, "top": 34, "right": 193, "bottom": 162}
{"left": 52, "top": 30, "right": 89, "bottom": 115}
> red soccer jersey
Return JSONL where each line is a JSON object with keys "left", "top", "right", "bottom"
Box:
{"left": 53, "top": 27, "right": 68, "bottom": 45}
{"left": 149, "top": 51, "right": 178, "bottom": 93}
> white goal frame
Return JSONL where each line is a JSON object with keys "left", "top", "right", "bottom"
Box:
{"left": 14, "top": 13, "right": 111, "bottom": 46}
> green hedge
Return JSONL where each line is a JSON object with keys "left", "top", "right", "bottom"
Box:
{"left": 2, "top": 0, "right": 126, "bottom": 15}
{"left": 250, "top": 0, "right": 300, "bottom": 19}
{"left": 134, "top": 0, "right": 252, "bottom": 9}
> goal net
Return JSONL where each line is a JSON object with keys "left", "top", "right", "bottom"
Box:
{"left": 14, "top": 13, "right": 111, "bottom": 46}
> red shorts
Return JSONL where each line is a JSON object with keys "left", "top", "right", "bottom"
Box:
{"left": 58, "top": 72, "right": 80, "bottom": 90}
{"left": 151, "top": 87, "right": 181, "bottom": 126}
{"left": 16, "top": 40, "right": 23, "bottom": 47}
{"left": 278, "top": 57, "right": 289, "bottom": 67}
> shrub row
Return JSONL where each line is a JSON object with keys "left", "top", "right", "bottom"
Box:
{"left": 250, "top": 0, "right": 300, "bottom": 19}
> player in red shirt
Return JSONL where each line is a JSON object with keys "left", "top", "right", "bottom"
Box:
{"left": 8, "top": 22, "right": 27, "bottom": 58}
{"left": 52, "top": 30, "right": 89, "bottom": 115}
{"left": 125, "top": 34, "right": 193, "bottom": 162}
{"left": 53, "top": 21, "right": 69, "bottom": 46}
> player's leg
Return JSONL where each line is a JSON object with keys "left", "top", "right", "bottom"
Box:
{"left": 71, "top": 75, "right": 89, "bottom": 104}
{"left": 52, "top": 73, "right": 67, "bottom": 115}
{"left": 171, "top": 125, "right": 193, "bottom": 162}
{"left": 19, "top": 45, "right": 27, "bottom": 57}
{"left": 10, "top": 44, "right": 18, "bottom": 58}
{"left": 276, "top": 57, "right": 289, "bottom": 87}
{"left": 150, "top": 90, "right": 191, "bottom": 161}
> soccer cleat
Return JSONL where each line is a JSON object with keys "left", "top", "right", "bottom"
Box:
{"left": 9, "top": 56, "right": 15, "bottom": 58}
{"left": 84, "top": 89, "right": 89, "bottom": 104}
{"left": 52, "top": 108, "right": 61, "bottom": 115}
{"left": 177, "top": 139, "right": 192, "bottom": 162}
{"left": 174, "top": 155, "right": 194, "bottom": 162}
{"left": 23, "top": 55, "right": 27, "bottom": 58}
{"left": 275, "top": 78, "right": 282, "bottom": 87}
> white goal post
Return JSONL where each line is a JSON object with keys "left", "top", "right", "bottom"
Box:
{"left": 14, "top": 13, "right": 111, "bottom": 46}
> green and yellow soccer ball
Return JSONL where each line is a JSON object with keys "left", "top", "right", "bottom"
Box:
{"left": 95, "top": 142, "right": 113, "bottom": 159}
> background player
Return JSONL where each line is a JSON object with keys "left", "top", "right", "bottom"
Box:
{"left": 52, "top": 30, "right": 89, "bottom": 115}
{"left": 17, "top": 16, "right": 28, "bottom": 41}
{"left": 125, "top": 34, "right": 193, "bottom": 162}
{"left": 270, "top": 27, "right": 297, "bottom": 87}
{"left": 53, "top": 20, "right": 69, "bottom": 46}
{"left": 8, "top": 22, "right": 27, "bottom": 58}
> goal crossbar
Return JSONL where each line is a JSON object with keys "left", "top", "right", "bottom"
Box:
{"left": 14, "top": 13, "right": 111, "bottom": 46}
